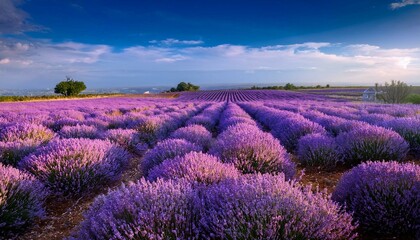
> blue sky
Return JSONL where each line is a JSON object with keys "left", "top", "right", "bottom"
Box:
{"left": 1, "top": 0, "right": 420, "bottom": 89}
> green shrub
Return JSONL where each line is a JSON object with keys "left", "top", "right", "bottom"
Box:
{"left": 405, "top": 94, "right": 420, "bottom": 104}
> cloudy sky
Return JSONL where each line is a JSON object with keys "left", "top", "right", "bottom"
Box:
{"left": 1, "top": 0, "right": 420, "bottom": 89}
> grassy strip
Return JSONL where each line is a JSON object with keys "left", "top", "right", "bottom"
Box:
{"left": 0, "top": 93, "right": 122, "bottom": 102}
{"left": 405, "top": 94, "right": 420, "bottom": 104}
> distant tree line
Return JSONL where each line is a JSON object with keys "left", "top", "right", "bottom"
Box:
{"left": 168, "top": 82, "right": 200, "bottom": 92}
{"left": 249, "top": 83, "right": 330, "bottom": 90}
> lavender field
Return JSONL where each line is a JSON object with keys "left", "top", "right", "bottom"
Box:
{"left": 1, "top": 90, "right": 419, "bottom": 239}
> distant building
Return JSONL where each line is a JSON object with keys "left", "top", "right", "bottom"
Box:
{"left": 144, "top": 91, "right": 150, "bottom": 94}
{"left": 362, "top": 87, "right": 376, "bottom": 102}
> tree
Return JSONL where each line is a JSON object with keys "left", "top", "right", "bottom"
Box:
{"left": 284, "top": 83, "right": 297, "bottom": 90}
{"left": 54, "top": 77, "right": 86, "bottom": 96}
{"left": 173, "top": 82, "right": 200, "bottom": 92}
{"left": 176, "top": 82, "right": 189, "bottom": 91}
{"left": 375, "top": 80, "right": 412, "bottom": 103}
{"left": 326, "top": 84, "right": 330, "bottom": 88}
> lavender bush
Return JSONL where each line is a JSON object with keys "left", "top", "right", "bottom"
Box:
{"left": 301, "top": 111, "right": 365, "bottom": 136}
{"left": 384, "top": 117, "right": 420, "bottom": 153}
{"left": 134, "top": 142, "right": 149, "bottom": 155}
{"left": 48, "top": 117, "right": 81, "bottom": 131}
{"left": 72, "top": 179, "right": 196, "bottom": 240}
{"left": 59, "top": 124, "right": 99, "bottom": 139}
{"left": 336, "top": 126, "right": 409, "bottom": 165}
{"left": 218, "top": 116, "right": 257, "bottom": 132}
{"left": 271, "top": 117, "right": 326, "bottom": 152}
{"left": 101, "top": 128, "right": 141, "bottom": 151}
{"left": 0, "top": 163, "right": 47, "bottom": 234}
{"left": 81, "top": 117, "right": 109, "bottom": 129}
{"left": 359, "top": 113, "right": 394, "bottom": 125}
{"left": 19, "top": 138, "right": 130, "bottom": 197}
{"left": 0, "top": 140, "right": 39, "bottom": 166}
{"left": 141, "top": 138, "right": 202, "bottom": 176}
{"left": 240, "top": 104, "right": 326, "bottom": 151}
{"left": 333, "top": 161, "right": 420, "bottom": 237}
{"left": 186, "top": 115, "right": 218, "bottom": 131}
{"left": 133, "top": 113, "right": 194, "bottom": 145}
{"left": 169, "top": 125, "right": 213, "bottom": 150}
{"left": 0, "top": 123, "right": 55, "bottom": 166}
{"left": 195, "top": 174, "right": 357, "bottom": 239}
{"left": 0, "top": 123, "right": 54, "bottom": 143}
{"left": 132, "top": 117, "right": 169, "bottom": 145}
{"left": 186, "top": 103, "right": 225, "bottom": 131}
{"left": 148, "top": 152, "right": 240, "bottom": 184}
{"left": 297, "top": 133, "right": 341, "bottom": 170}
{"left": 210, "top": 123, "right": 295, "bottom": 179}
{"left": 218, "top": 103, "right": 257, "bottom": 131}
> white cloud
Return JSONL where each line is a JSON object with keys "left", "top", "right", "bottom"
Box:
{"left": 0, "top": 58, "right": 10, "bottom": 64}
{"left": 1, "top": 39, "right": 419, "bottom": 88}
{"left": 390, "top": 0, "right": 420, "bottom": 9}
{"left": 155, "top": 54, "right": 188, "bottom": 63}
{"left": 397, "top": 57, "right": 411, "bottom": 69}
{"left": 149, "top": 38, "right": 204, "bottom": 46}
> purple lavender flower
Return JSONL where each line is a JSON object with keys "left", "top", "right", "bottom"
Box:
{"left": 297, "top": 133, "right": 341, "bottom": 170}
{"left": 50, "top": 110, "right": 86, "bottom": 121}
{"left": 141, "top": 138, "right": 202, "bottom": 176}
{"left": 335, "top": 120, "right": 367, "bottom": 134}
{"left": 336, "top": 126, "right": 409, "bottom": 165}
{"left": 72, "top": 179, "right": 196, "bottom": 239}
{"left": 218, "top": 116, "right": 257, "bottom": 132}
{"left": 59, "top": 124, "right": 99, "bottom": 139}
{"left": 316, "top": 106, "right": 360, "bottom": 120}
{"left": 101, "top": 128, "right": 141, "bottom": 151}
{"left": 148, "top": 152, "right": 240, "bottom": 184}
{"left": 0, "top": 123, "right": 54, "bottom": 143}
{"left": 359, "top": 113, "right": 394, "bottom": 125}
{"left": 132, "top": 115, "right": 188, "bottom": 145}
{"left": 240, "top": 104, "right": 326, "bottom": 151}
{"left": 332, "top": 161, "right": 420, "bottom": 237}
{"left": 169, "top": 125, "right": 213, "bottom": 150}
{"left": 271, "top": 116, "right": 327, "bottom": 152}
{"left": 134, "top": 142, "right": 149, "bottom": 155}
{"left": 81, "top": 117, "right": 109, "bottom": 129}
{"left": 186, "top": 103, "right": 225, "bottom": 131}
{"left": 0, "top": 163, "right": 47, "bottom": 234}
{"left": 48, "top": 117, "right": 81, "bottom": 131}
{"left": 383, "top": 117, "right": 420, "bottom": 153}
{"left": 302, "top": 110, "right": 365, "bottom": 136}
{"left": 19, "top": 138, "right": 130, "bottom": 197}
{"left": 195, "top": 174, "right": 357, "bottom": 239}
{"left": 209, "top": 123, "right": 295, "bottom": 179}
{"left": 0, "top": 140, "right": 39, "bottom": 166}
{"left": 186, "top": 115, "right": 217, "bottom": 131}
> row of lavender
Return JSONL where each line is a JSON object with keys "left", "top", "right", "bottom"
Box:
{"left": 72, "top": 101, "right": 418, "bottom": 238}
{"left": 0, "top": 99, "right": 211, "bottom": 236}
{"left": 264, "top": 100, "right": 420, "bottom": 158}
